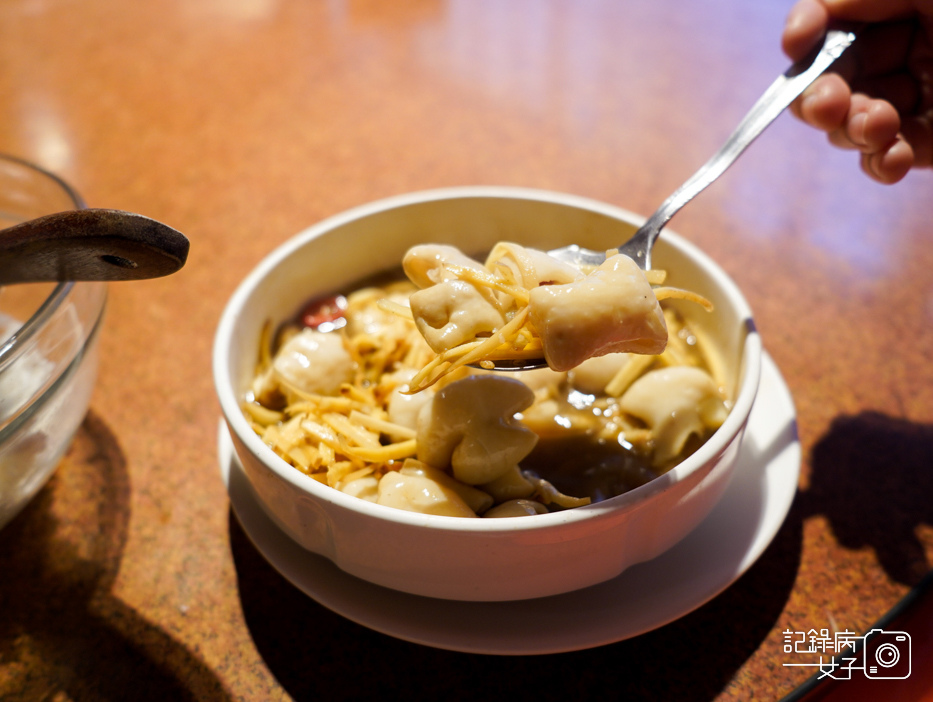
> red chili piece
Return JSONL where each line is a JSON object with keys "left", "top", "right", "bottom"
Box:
{"left": 301, "top": 294, "right": 348, "bottom": 329}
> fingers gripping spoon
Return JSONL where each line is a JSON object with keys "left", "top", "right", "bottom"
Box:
{"left": 484, "top": 24, "right": 860, "bottom": 372}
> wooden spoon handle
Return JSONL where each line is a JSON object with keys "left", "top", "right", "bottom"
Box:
{"left": 0, "top": 208, "right": 190, "bottom": 285}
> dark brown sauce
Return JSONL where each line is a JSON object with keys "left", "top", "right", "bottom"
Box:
{"left": 283, "top": 267, "right": 722, "bottom": 509}
{"left": 521, "top": 432, "right": 659, "bottom": 504}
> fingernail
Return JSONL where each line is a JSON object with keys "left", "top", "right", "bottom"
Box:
{"left": 849, "top": 113, "right": 868, "bottom": 147}
{"left": 800, "top": 85, "right": 820, "bottom": 113}
{"left": 864, "top": 140, "right": 913, "bottom": 184}
{"left": 785, "top": 4, "right": 802, "bottom": 31}
{"left": 880, "top": 140, "right": 914, "bottom": 182}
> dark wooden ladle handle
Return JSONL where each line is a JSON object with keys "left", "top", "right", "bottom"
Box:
{"left": 0, "top": 208, "right": 190, "bottom": 285}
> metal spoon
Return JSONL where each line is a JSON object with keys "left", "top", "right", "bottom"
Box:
{"left": 486, "top": 23, "right": 860, "bottom": 372}
{"left": 0, "top": 208, "right": 189, "bottom": 285}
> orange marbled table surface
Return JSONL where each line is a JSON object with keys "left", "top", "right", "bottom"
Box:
{"left": 1, "top": 1, "right": 932, "bottom": 700}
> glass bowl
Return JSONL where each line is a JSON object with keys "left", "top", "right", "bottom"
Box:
{"left": 0, "top": 154, "right": 107, "bottom": 530}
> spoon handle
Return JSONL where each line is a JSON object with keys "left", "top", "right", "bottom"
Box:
{"left": 0, "top": 208, "right": 190, "bottom": 285}
{"left": 623, "top": 23, "right": 861, "bottom": 268}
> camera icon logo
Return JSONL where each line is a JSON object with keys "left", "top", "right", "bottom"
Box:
{"left": 862, "top": 628, "right": 911, "bottom": 679}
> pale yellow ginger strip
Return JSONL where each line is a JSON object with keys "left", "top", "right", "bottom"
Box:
{"left": 605, "top": 353, "right": 656, "bottom": 397}
{"left": 447, "top": 306, "right": 530, "bottom": 368}
{"left": 659, "top": 342, "right": 690, "bottom": 368}
{"left": 287, "top": 445, "right": 318, "bottom": 472}
{"left": 340, "top": 383, "right": 380, "bottom": 408}
{"left": 405, "top": 338, "right": 488, "bottom": 394}
{"left": 245, "top": 418, "right": 267, "bottom": 436}
{"left": 529, "top": 476, "right": 591, "bottom": 508}
{"left": 298, "top": 420, "right": 368, "bottom": 469}
{"left": 645, "top": 269, "right": 667, "bottom": 285}
{"left": 346, "top": 287, "right": 384, "bottom": 307}
{"left": 441, "top": 263, "right": 531, "bottom": 304}
{"left": 654, "top": 286, "right": 714, "bottom": 311}
{"left": 242, "top": 402, "right": 284, "bottom": 426}
{"left": 343, "top": 439, "right": 418, "bottom": 462}
{"left": 341, "top": 466, "right": 375, "bottom": 484}
{"left": 477, "top": 344, "right": 547, "bottom": 369}
{"left": 335, "top": 467, "right": 377, "bottom": 492}
{"left": 260, "top": 423, "right": 281, "bottom": 448}
{"left": 322, "top": 412, "right": 381, "bottom": 448}
{"left": 300, "top": 419, "right": 343, "bottom": 453}
{"left": 512, "top": 328, "right": 541, "bottom": 351}
{"left": 286, "top": 397, "right": 370, "bottom": 415}
{"left": 619, "top": 428, "right": 653, "bottom": 445}
{"left": 610, "top": 427, "right": 654, "bottom": 455}
{"left": 408, "top": 307, "right": 531, "bottom": 393}
{"left": 402, "top": 341, "right": 434, "bottom": 369}
{"left": 435, "top": 339, "right": 486, "bottom": 362}
{"left": 275, "top": 376, "right": 331, "bottom": 404}
{"left": 318, "top": 440, "right": 336, "bottom": 465}
{"left": 327, "top": 460, "right": 357, "bottom": 488}
{"left": 663, "top": 307, "right": 685, "bottom": 334}
{"left": 657, "top": 309, "right": 698, "bottom": 368}
{"left": 485, "top": 339, "right": 542, "bottom": 359}
{"left": 278, "top": 414, "right": 308, "bottom": 446}
{"left": 406, "top": 360, "right": 451, "bottom": 396}
{"left": 349, "top": 410, "right": 417, "bottom": 440}
{"left": 486, "top": 245, "right": 538, "bottom": 296}
{"left": 376, "top": 298, "right": 414, "bottom": 320}
{"left": 258, "top": 320, "right": 275, "bottom": 371}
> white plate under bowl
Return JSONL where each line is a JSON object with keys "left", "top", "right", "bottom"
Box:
{"left": 220, "top": 351, "right": 799, "bottom": 655}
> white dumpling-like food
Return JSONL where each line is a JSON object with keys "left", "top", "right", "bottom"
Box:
{"left": 408, "top": 280, "right": 506, "bottom": 353}
{"left": 569, "top": 353, "right": 631, "bottom": 395}
{"left": 386, "top": 369, "right": 433, "bottom": 435}
{"left": 376, "top": 470, "right": 477, "bottom": 517}
{"left": 485, "top": 242, "right": 582, "bottom": 288}
{"left": 619, "top": 366, "right": 728, "bottom": 466}
{"left": 416, "top": 375, "right": 538, "bottom": 485}
{"left": 528, "top": 253, "right": 667, "bottom": 371}
{"left": 272, "top": 328, "right": 355, "bottom": 396}
{"left": 345, "top": 289, "right": 411, "bottom": 337}
{"left": 403, "top": 244, "right": 489, "bottom": 288}
{"left": 375, "top": 460, "right": 493, "bottom": 517}
{"left": 509, "top": 366, "right": 566, "bottom": 393}
{"left": 479, "top": 464, "right": 535, "bottom": 502}
{"left": 483, "top": 499, "right": 550, "bottom": 518}
{"left": 338, "top": 474, "right": 379, "bottom": 502}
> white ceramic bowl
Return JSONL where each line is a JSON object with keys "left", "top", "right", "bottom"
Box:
{"left": 214, "top": 187, "right": 761, "bottom": 601}
{"left": 0, "top": 155, "right": 107, "bottom": 530}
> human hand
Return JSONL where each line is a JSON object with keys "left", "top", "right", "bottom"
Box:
{"left": 782, "top": 0, "right": 933, "bottom": 183}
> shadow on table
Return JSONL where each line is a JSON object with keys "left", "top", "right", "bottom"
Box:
{"left": 232, "top": 409, "right": 933, "bottom": 700}
{"left": 231, "top": 484, "right": 805, "bottom": 701}
{"left": 232, "top": 511, "right": 803, "bottom": 700}
{"left": 0, "top": 411, "right": 230, "bottom": 702}
{"left": 777, "top": 411, "right": 933, "bottom": 702}
{"left": 798, "top": 410, "right": 933, "bottom": 586}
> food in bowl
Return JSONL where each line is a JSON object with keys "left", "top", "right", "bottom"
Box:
{"left": 241, "top": 239, "right": 729, "bottom": 518}
{"left": 401, "top": 242, "right": 711, "bottom": 385}
{"left": 214, "top": 187, "right": 761, "bottom": 601}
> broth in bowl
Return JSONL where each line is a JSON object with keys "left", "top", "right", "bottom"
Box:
{"left": 214, "top": 187, "right": 761, "bottom": 601}
{"left": 241, "top": 241, "right": 730, "bottom": 518}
